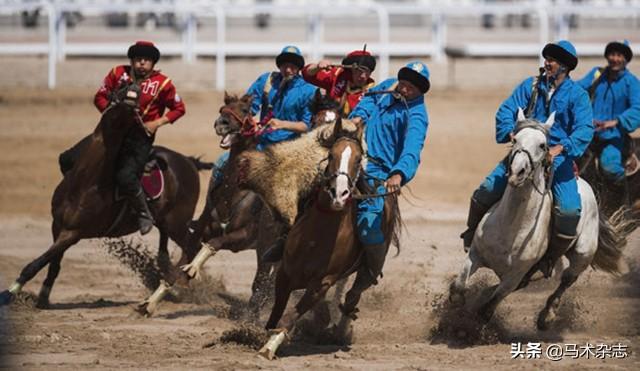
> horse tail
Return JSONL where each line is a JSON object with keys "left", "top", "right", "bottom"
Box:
{"left": 187, "top": 155, "right": 215, "bottom": 171}
{"left": 593, "top": 206, "right": 637, "bottom": 275}
{"left": 387, "top": 193, "right": 403, "bottom": 257}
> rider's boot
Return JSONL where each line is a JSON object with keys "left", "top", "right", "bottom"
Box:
{"left": 129, "top": 189, "right": 155, "bottom": 235}
{"left": 537, "top": 231, "right": 576, "bottom": 278}
{"left": 459, "top": 197, "right": 491, "bottom": 252}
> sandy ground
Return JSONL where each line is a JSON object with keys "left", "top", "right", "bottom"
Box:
{"left": 0, "top": 57, "right": 639, "bottom": 370}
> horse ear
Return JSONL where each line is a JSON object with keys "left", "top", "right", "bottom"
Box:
{"left": 517, "top": 107, "right": 526, "bottom": 123}
{"left": 333, "top": 117, "right": 344, "bottom": 137}
{"left": 355, "top": 119, "right": 364, "bottom": 141}
{"left": 240, "top": 94, "right": 253, "bottom": 105}
{"left": 224, "top": 91, "right": 233, "bottom": 105}
{"left": 542, "top": 111, "right": 555, "bottom": 131}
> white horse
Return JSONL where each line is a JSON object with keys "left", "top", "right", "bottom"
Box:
{"left": 450, "top": 108, "right": 630, "bottom": 330}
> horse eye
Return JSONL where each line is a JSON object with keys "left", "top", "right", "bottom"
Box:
{"left": 539, "top": 143, "right": 546, "bottom": 150}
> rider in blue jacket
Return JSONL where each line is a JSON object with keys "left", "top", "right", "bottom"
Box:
{"left": 342, "top": 61, "right": 430, "bottom": 307}
{"left": 576, "top": 40, "right": 640, "bottom": 184}
{"left": 460, "top": 40, "right": 594, "bottom": 278}
{"left": 211, "top": 45, "right": 317, "bottom": 186}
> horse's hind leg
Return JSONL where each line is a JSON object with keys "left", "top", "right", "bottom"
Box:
{"left": 157, "top": 228, "right": 171, "bottom": 276}
{"left": 449, "top": 249, "right": 481, "bottom": 306}
{"left": 536, "top": 250, "right": 590, "bottom": 331}
{"left": 36, "top": 251, "right": 65, "bottom": 309}
{"left": 0, "top": 229, "right": 80, "bottom": 306}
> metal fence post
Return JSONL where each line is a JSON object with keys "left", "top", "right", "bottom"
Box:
{"left": 216, "top": 5, "right": 226, "bottom": 91}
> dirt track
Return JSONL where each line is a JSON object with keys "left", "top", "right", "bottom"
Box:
{"left": 0, "top": 58, "right": 639, "bottom": 370}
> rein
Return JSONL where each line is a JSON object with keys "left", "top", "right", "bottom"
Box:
{"left": 219, "top": 106, "right": 272, "bottom": 137}
{"left": 507, "top": 123, "right": 554, "bottom": 196}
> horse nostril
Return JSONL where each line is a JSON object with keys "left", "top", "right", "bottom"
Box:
{"left": 518, "top": 168, "right": 525, "bottom": 177}
{"left": 341, "top": 189, "right": 350, "bottom": 198}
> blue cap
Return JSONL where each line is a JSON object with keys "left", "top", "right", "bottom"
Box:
{"left": 276, "top": 45, "right": 305, "bottom": 69}
{"left": 542, "top": 40, "right": 578, "bottom": 70}
{"left": 397, "top": 61, "right": 430, "bottom": 94}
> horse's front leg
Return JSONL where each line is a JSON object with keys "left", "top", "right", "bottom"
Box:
{"left": 478, "top": 267, "right": 529, "bottom": 323}
{"left": 259, "top": 277, "right": 333, "bottom": 360}
{"left": 449, "top": 248, "right": 481, "bottom": 307}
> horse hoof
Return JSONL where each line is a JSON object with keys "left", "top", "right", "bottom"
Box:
{"left": 0, "top": 290, "right": 15, "bottom": 306}
{"left": 35, "top": 297, "right": 50, "bottom": 309}
{"left": 536, "top": 310, "right": 553, "bottom": 331}
{"left": 133, "top": 302, "right": 152, "bottom": 317}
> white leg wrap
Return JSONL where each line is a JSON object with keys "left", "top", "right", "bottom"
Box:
{"left": 258, "top": 330, "right": 287, "bottom": 360}
{"left": 138, "top": 280, "right": 170, "bottom": 316}
{"left": 8, "top": 282, "right": 22, "bottom": 295}
{"left": 181, "top": 244, "right": 216, "bottom": 279}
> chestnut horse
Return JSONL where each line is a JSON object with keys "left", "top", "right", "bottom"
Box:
{"left": 138, "top": 93, "right": 281, "bottom": 318}
{"left": 258, "top": 118, "right": 401, "bottom": 359}
{"left": 0, "top": 82, "right": 202, "bottom": 308}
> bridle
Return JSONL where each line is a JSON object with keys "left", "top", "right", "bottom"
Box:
{"left": 321, "top": 136, "right": 363, "bottom": 196}
{"left": 219, "top": 106, "right": 271, "bottom": 137}
{"left": 507, "top": 124, "right": 553, "bottom": 195}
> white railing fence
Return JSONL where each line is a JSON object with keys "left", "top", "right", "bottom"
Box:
{"left": 1, "top": 0, "right": 639, "bottom": 89}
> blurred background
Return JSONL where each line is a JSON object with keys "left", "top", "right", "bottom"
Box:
{"left": 1, "top": 0, "right": 639, "bottom": 90}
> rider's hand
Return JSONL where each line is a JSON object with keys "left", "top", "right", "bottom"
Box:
{"left": 547, "top": 144, "right": 564, "bottom": 161}
{"left": 595, "top": 119, "right": 618, "bottom": 131}
{"left": 384, "top": 174, "right": 403, "bottom": 194}
{"left": 318, "top": 60, "right": 332, "bottom": 70}
{"left": 351, "top": 117, "right": 363, "bottom": 126}
{"left": 267, "top": 118, "right": 289, "bottom": 131}
{"left": 143, "top": 117, "right": 168, "bottom": 135}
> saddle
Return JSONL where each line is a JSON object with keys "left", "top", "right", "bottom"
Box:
{"left": 141, "top": 157, "right": 165, "bottom": 200}
{"left": 588, "top": 135, "right": 640, "bottom": 178}
{"left": 114, "top": 153, "right": 166, "bottom": 201}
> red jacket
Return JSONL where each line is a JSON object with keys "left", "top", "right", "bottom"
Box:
{"left": 302, "top": 65, "right": 375, "bottom": 116}
{"left": 94, "top": 65, "right": 185, "bottom": 123}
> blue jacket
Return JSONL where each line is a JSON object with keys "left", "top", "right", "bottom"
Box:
{"left": 496, "top": 75, "right": 594, "bottom": 159}
{"left": 577, "top": 67, "right": 640, "bottom": 141}
{"left": 246, "top": 72, "right": 316, "bottom": 146}
{"left": 349, "top": 78, "right": 429, "bottom": 185}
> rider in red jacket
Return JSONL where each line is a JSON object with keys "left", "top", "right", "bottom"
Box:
{"left": 59, "top": 41, "right": 186, "bottom": 235}
{"left": 302, "top": 48, "right": 376, "bottom": 117}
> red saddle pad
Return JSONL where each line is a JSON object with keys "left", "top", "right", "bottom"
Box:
{"left": 141, "top": 165, "right": 164, "bottom": 200}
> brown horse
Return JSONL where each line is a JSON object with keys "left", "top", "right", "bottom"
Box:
{"left": 0, "top": 83, "right": 202, "bottom": 308}
{"left": 138, "top": 93, "right": 281, "bottom": 318}
{"left": 577, "top": 137, "right": 640, "bottom": 222}
{"left": 257, "top": 119, "right": 401, "bottom": 359}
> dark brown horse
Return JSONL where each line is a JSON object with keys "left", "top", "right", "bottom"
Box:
{"left": 0, "top": 83, "right": 202, "bottom": 308}
{"left": 257, "top": 119, "right": 401, "bottom": 359}
{"left": 577, "top": 136, "right": 640, "bottom": 222}
{"left": 138, "top": 93, "right": 281, "bottom": 318}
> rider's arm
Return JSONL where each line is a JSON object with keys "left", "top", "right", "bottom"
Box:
{"left": 389, "top": 107, "right": 429, "bottom": 186}
{"left": 616, "top": 75, "right": 640, "bottom": 134}
{"left": 301, "top": 64, "right": 338, "bottom": 91}
{"left": 561, "top": 88, "right": 594, "bottom": 159}
{"left": 245, "top": 72, "right": 271, "bottom": 116}
{"left": 495, "top": 77, "right": 534, "bottom": 144}
{"left": 94, "top": 67, "right": 120, "bottom": 113}
{"left": 159, "top": 81, "right": 186, "bottom": 123}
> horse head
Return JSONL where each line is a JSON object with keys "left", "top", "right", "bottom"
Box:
{"left": 508, "top": 108, "right": 554, "bottom": 187}
{"left": 310, "top": 89, "right": 340, "bottom": 128}
{"left": 323, "top": 118, "right": 364, "bottom": 210}
{"left": 215, "top": 92, "right": 255, "bottom": 150}
{"left": 98, "top": 81, "right": 141, "bottom": 141}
